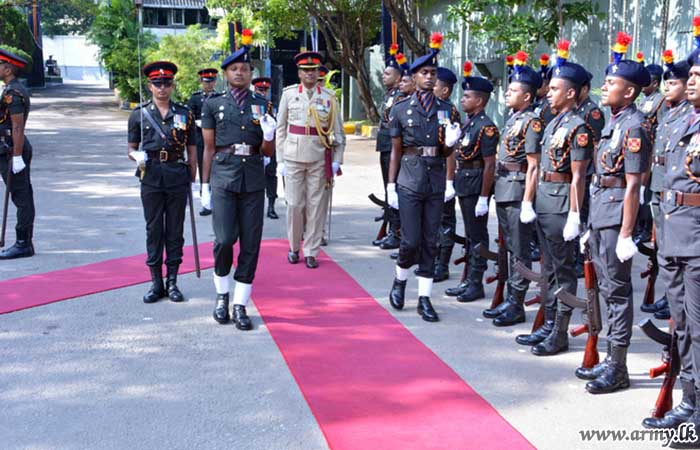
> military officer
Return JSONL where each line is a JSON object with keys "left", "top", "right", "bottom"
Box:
{"left": 374, "top": 47, "right": 404, "bottom": 250}
{"left": 483, "top": 53, "right": 544, "bottom": 329}
{"left": 433, "top": 66, "right": 459, "bottom": 282}
{"left": 446, "top": 61, "right": 500, "bottom": 313}
{"left": 0, "top": 47, "right": 35, "bottom": 260}
{"left": 200, "top": 34, "right": 276, "bottom": 330}
{"left": 127, "top": 61, "right": 197, "bottom": 303}
{"left": 252, "top": 76, "right": 280, "bottom": 220}
{"left": 521, "top": 42, "right": 594, "bottom": 354}
{"left": 187, "top": 68, "right": 218, "bottom": 216}
{"left": 387, "top": 32, "right": 461, "bottom": 322}
{"left": 276, "top": 51, "right": 345, "bottom": 269}
{"left": 642, "top": 49, "right": 694, "bottom": 431}
{"left": 577, "top": 32, "right": 652, "bottom": 394}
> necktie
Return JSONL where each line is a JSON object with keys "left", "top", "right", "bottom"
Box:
{"left": 418, "top": 90, "right": 434, "bottom": 113}
{"left": 231, "top": 88, "right": 248, "bottom": 108}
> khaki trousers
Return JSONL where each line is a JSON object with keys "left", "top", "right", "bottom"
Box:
{"left": 284, "top": 159, "right": 329, "bottom": 258}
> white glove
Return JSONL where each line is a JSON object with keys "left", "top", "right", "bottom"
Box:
{"left": 129, "top": 150, "right": 145, "bottom": 167}
{"left": 11, "top": 155, "right": 25, "bottom": 174}
{"left": 387, "top": 183, "right": 399, "bottom": 209}
{"left": 580, "top": 229, "right": 590, "bottom": 254}
{"left": 332, "top": 161, "right": 341, "bottom": 176}
{"left": 520, "top": 201, "right": 537, "bottom": 223}
{"left": 615, "top": 235, "right": 637, "bottom": 263}
{"left": 201, "top": 183, "right": 211, "bottom": 210}
{"left": 445, "top": 122, "right": 461, "bottom": 147}
{"left": 475, "top": 196, "right": 489, "bottom": 217}
{"left": 277, "top": 162, "right": 286, "bottom": 177}
{"left": 260, "top": 114, "right": 276, "bottom": 141}
{"left": 640, "top": 185, "right": 646, "bottom": 205}
{"left": 563, "top": 211, "right": 581, "bottom": 241}
{"left": 264, "top": 156, "right": 271, "bottom": 167}
{"left": 444, "top": 180, "right": 456, "bottom": 202}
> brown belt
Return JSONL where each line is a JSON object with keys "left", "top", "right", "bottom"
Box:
{"left": 664, "top": 190, "right": 700, "bottom": 207}
{"left": 146, "top": 149, "right": 183, "bottom": 162}
{"left": 289, "top": 125, "right": 319, "bottom": 136}
{"left": 592, "top": 174, "right": 627, "bottom": 188}
{"left": 654, "top": 155, "right": 665, "bottom": 166}
{"left": 497, "top": 161, "right": 528, "bottom": 173}
{"left": 457, "top": 159, "right": 484, "bottom": 170}
{"left": 215, "top": 144, "right": 259, "bottom": 156}
{"left": 541, "top": 171, "right": 572, "bottom": 183}
{"left": 403, "top": 146, "right": 440, "bottom": 157}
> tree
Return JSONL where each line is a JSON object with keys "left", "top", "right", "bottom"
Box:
{"left": 0, "top": 3, "right": 35, "bottom": 55}
{"left": 383, "top": 0, "right": 430, "bottom": 56}
{"left": 42, "top": 0, "right": 97, "bottom": 37}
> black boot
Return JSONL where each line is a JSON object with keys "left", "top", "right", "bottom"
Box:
{"left": 529, "top": 239, "right": 540, "bottom": 262}
{"left": 389, "top": 278, "right": 407, "bottom": 310}
{"left": 483, "top": 297, "right": 512, "bottom": 319}
{"left": 655, "top": 305, "right": 672, "bottom": 320}
{"left": 380, "top": 232, "right": 400, "bottom": 250}
{"left": 267, "top": 200, "right": 279, "bottom": 219}
{"left": 531, "top": 311, "right": 571, "bottom": 356}
{"left": 433, "top": 244, "right": 453, "bottom": 283}
{"left": 213, "top": 293, "right": 230, "bottom": 324}
{"left": 516, "top": 306, "right": 555, "bottom": 346}
{"left": 493, "top": 298, "right": 526, "bottom": 327}
{"left": 0, "top": 228, "right": 34, "bottom": 260}
{"left": 585, "top": 345, "right": 630, "bottom": 394}
{"left": 643, "top": 378, "right": 696, "bottom": 429}
{"left": 417, "top": 296, "right": 439, "bottom": 322}
{"left": 233, "top": 304, "right": 253, "bottom": 330}
{"left": 456, "top": 282, "right": 484, "bottom": 303}
{"left": 446, "top": 280, "right": 469, "bottom": 297}
{"left": 389, "top": 251, "right": 399, "bottom": 260}
{"left": 143, "top": 266, "right": 165, "bottom": 303}
{"left": 575, "top": 342, "right": 611, "bottom": 380}
{"left": 166, "top": 265, "right": 184, "bottom": 302}
{"left": 669, "top": 398, "right": 700, "bottom": 449}
{"left": 641, "top": 295, "right": 668, "bottom": 313}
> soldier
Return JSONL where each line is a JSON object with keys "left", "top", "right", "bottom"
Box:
{"left": 433, "top": 66, "right": 459, "bottom": 282}
{"left": 127, "top": 61, "right": 197, "bottom": 303}
{"left": 642, "top": 49, "right": 693, "bottom": 430}
{"left": 200, "top": 33, "right": 276, "bottom": 330}
{"left": 521, "top": 41, "right": 594, "bottom": 354}
{"left": 276, "top": 51, "right": 345, "bottom": 269}
{"left": 446, "top": 61, "right": 499, "bottom": 313}
{"left": 577, "top": 32, "right": 651, "bottom": 394}
{"left": 188, "top": 68, "right": 218, "bottom": 216}
{"left": 0, "top": 48, "right": 34, "bottom": 260}
{"left": 483, "top": 53, "right": 544, "bottom": 329}
{"left": 534, "top": 55, "right": 557, "bottom": 127}
{"left": 373, "top": 46, "right": 403, "bottom": 250}
{"left": 387, "top": 32, "right": 461, "bottom": 322}
{"left": 252, "top": 76, "right": 280, "bottom": 220}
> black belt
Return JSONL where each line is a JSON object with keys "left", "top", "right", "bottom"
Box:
{"left": 457, "top": 159, "right": 484, "bottom": 170}
{"left": 146, "top": 149, "right": 184, "bottom": 162}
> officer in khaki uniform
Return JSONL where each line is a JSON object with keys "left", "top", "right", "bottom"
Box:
{"left": 276, "top": 51, "right": 345, "bottom": 269}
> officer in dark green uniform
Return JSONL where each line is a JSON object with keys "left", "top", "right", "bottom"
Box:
{"left": 387, "top": 32, "right": 461, "bottom": 322}
{"left": 200, "top": 35, "right": 276, "bottom": 330}
{"left": 522, "top": 43, "right": 594, "bottom": 355}
{"left": 252, "top": 76, "right": 279, "bottom": 220}
{"left": 448, "top": 61, "right": 499, "bottom": 315}
{"left": 127, "top": 61, "right": 197, "bottom": 304}
{"left": 0, "top": 47, "right": 35, "bottom": 260}
{"left": 187, "top": 68, "right": 218, "bottom": 216}
{"left": 578, "top": 33, "right": 652, "bottom": 394}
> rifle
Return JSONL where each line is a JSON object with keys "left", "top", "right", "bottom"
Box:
{"left": 640, "top": 318, "right": 679, "bottom": 419}
{"left": 513, "top": 260, "right": 547, "bottom": 332}
{"left": 452, "top": 233, "right": 468, "bottom": 283}
{"left": 555, "top": 244, "right": 602, "bottom": 369}
{"left": 638, "top": 225, "right": 657, "bottom": 308}
{"left": 0, "top": 155, "right": 11, "bottom": 248}
{"left": 477, "top": 226, "right": 507, "bottom": 309}
{"left": 369, "top": 193, "right": 389, "bottom": 243}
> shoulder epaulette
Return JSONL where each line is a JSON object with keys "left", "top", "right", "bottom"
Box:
{"left": 284, "top": 84, "right": 299, "bottom": 92}
{"left": 134, "top": 100, "right": 152, "bottom": 110}
{"left": 320, "top": 86, "right": 336, "bottom": 96}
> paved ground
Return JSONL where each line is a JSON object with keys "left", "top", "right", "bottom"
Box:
{"left": 0, "top": 82, "right": 673, "bottom": 450}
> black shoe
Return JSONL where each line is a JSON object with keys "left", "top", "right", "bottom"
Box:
{"left": 166, "top": 266, "right": 184, "bottom": 302}
{"left": 288, "top": 250, "right": 299, "bottom": 264}
{"left": 233, "top": 304, "right": 253, "bottom": 330}
{"left": 305, "top": 256, "right": 318, "bottom": 269}
{"left": 575, "top": 360, "right": 610, "bottom": 380}
{"left": 641, "top": 296, "right": 668, "bottom": 313}
{"left": 417, "top": 296, "right": 439, "bottom": 322}
{"left": 456, "top": 283, "right": 484, "bottom": 303}
{"left": 586, "top": 346, "right": 630, "bottom": 394}
{"left": 380, "top": 234, "right": 400, "bottom": 250}
{"left": 493, "top": 302, "right": 526, "bottom": 327}
{"left": 529, "top": 240, "right": 540, "bottom": 262}
{"left": 669, "top": 405, "right": 700, "bottom": 449}
{"left": 446, "top": 281, "right": 469, "bottom": 297}
{"left": 643, "top": 379, "right": 696, "bottom": 429}
{"left": 483, "top": 294, "right": 515, "bottom": 318}
{"left": 143, "top": 266, "right": 165, "bottom": 303}
{"left": 531, "top": 312, "right": 571, "bottom": 356}
{"left": 372, "top": 235, "right": 387, "bottom": 246}
{"left": 0, "top": 239, "right": 34, "bottom": 259}
{"left": 267, "top": 201, "right": 279, "bottom": 219}
{"left": 433, "top": 263, "right": 449, "bottom": 282}
{"left": 199, "top": 207, "right": 212, "bottom": 216}
{"left": 389, "top": 278, "right": 407, "bottom": 310}
{"left": 321, "top": 237, "right": 328, "bottom": 246}
{"left": 389, "top": 252, "right": 398, "bottom": 260}
{"left": 655, "top": 305, "right": 672, "bottom": 320}
{"left": 516, "top": 320, "right": 554, "bottom": 346}
{"left": 213, "top": 293, "right": 230, "bottom": 324}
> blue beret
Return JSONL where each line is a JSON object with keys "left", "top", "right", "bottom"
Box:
{"left": 386, "top": 56, "right": 401, "bottom": 71}
{"left": 437, "top": 67, "right": 457, "bottom": 86}
{"left": 461, "top": 76, "right": 493, "bottom": 93}
{"left": 646, "top": 64, "right": 664, "bottom": 79}
{"left": 605, "top": 59, "right": 651, "bottom": 87}
{"left": 509, "top": 65, "right": 542, "bottom": 89}
{"left": 550, "top": 61, "right": 589, "bottom": 87}
{"left": 410, "top": 50, "right": 439, "bottom": 73}
{"left": 686, "top": 48, "right": 700, "bottom": 67}
{"left": 222, "top": 46, "right": 251, "bottom": 69}
{"left": 664, "top": 60, "right": 690, "bottom": 80}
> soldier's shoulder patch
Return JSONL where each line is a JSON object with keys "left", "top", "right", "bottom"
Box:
{"left": 627, "top": 137, "right": 642, "bottom": 153}
{"left": 484, "top": 126, "right": 497, "bottom": 137}
{"left": 576, "top": 133, "right": 589, "bottom": 147}
{"left": 591, "top": 109, "right": 602, "bottom": 120}
{"left": 531, "top": 119, "right": 543, "bottom": 133}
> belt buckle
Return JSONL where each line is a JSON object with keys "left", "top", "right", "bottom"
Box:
{"left": 159, "top": 150, "right": 168, "bottom": 162}
{"left": 234, "top": 144, "right": 250, "bottom": 156}
{"left": 666, "top": 190, "right": 676, "bottom": 206}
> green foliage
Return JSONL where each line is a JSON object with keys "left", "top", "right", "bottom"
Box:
{"left": 207, "top": 0, "right": 302, "bottom": 44}
{"left": 87, "top": 0, "right": 156, "bottom": 102}
{"left": 42, "top": 0, "right": 98, "bottom": 37}
{"left": 447, "top": 0, "right": 603, "bottom": 57}
{"left": 147, "top": 25, "right": 218, "bottom": 102}
{"left": 0, "top": 4, "right": 35, "bottom": 55}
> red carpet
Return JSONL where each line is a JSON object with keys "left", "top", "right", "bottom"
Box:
{"left": 0, "top": 243, "right": 215, "bottom": 315}
{"left": 254, "top": 239, "right": 535, "bottom": 450}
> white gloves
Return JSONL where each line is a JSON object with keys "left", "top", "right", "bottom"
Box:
{"left": 264, "top": 156, "right": 271, "bottom": 167}
{"left": 387, "top": 183, "right": 399, "bottom": 209}
{"left": 445, "top": 122, "right": 461, "bottom": 147}
{"left": 11, "top": 155, "right": 25, "bottom": 174}
{"left": 332, "top": 161, "right": 341, "bottom": 176}
{"left": 640, "top": 185, "right": 647, "bottom": 205}
{"left": 563, "top": 211, "right": 581, "bottom": 241}
{"left": 580, "top": 230, "right": 590, "bottom": 254}
{"left": 444, "top": 180, "right": 456, "bottom": 202}
{"left": 261, "top": 114, "right": 276, "bottom": 141}
{"left": 615, "top": 235, "right": 637, "bottom": 263}
{"left": 129, "top": 150, "right": 145, "bottom": 167}
{"left": 201, "top": 183, "right": 211, "bottom": 210}
{"left": 277, "top": 162, "right": 286, "bottom": 177}
{"left": 520, "top": 201, "right": 537, "bottom": 223}
{"left": 475, "top": 196, "right": 489, "bottom": 217}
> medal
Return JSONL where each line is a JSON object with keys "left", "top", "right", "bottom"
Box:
{"left": 251, "top": 104, "right": 264, "bottom": 120}
{"left": 437, "top": 109, "right": 450, "bottom": 125}
{"left": 462, "top": 134, "right": 471, "bottom": 147}
{"left": 386, "top": 97, "right": 394, "bottom": 108}
{"left": 552, "top": 127, "right": 567, "bottom": 148}
{"left": 611, "top": 126, "right": 621, "bottom": 149}
{"left": 510, "top": 120, "right": 522, "bottom": 137}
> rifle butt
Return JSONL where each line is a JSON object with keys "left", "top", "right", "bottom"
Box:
{"left": 642, "top": 276, "right": 655, "bottom": 306}
{"left": 531, "top": 303, "right": 545, "bottom": 332}
{"left": 489, "top": 281, "right": 505, "bottom": 309}
{"left": 651, "top": 375, "right": 676, "bottom": 418}
{"left": 485, "top": 274, "right": 497, "bottom": 284}
{"left": 580, "top": 334, "right": 599, "bottom": 368}
{"left": 570, "top": 324, "right": 588, "bottom": 337}
{"left": 375, "top": 221, "right": 388, "bottom": 242}
{"left": 650, "top": 361, "right": 670, "bottom": 379}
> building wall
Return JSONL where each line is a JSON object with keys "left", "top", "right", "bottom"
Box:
{"left": 42, "top": 35, "right": 106, "bottom": 82}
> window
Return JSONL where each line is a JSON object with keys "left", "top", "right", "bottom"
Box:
{"left": 172, "top": 9, "right": 184, "bottom": 25}
{"left": 200, "top": 8, "right": 210, "bottom": 25}
{"left": 184, "top": 9, "right": 198, "bottom": 26}
{"left": 143, "top": 8, "right": 169, "bottom": 27}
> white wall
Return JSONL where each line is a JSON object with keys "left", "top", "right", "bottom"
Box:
{"left": 42, "top": 35, "right": 106, "bottom": 82}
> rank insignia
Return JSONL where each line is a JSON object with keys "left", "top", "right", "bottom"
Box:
{"left": 531, "top": 120, "right": 542, "bottom": 133}
{"left": 591, "top": 109, "right": 601, "bottom": 120}
{"left": 628, "top": 137, "right": 641, "bottom": 153}
{"left": 485, "top": 126, "right": 496, "bottom": 137}
{"left": 576, "top": 133, "right": 589, "bottom": 147}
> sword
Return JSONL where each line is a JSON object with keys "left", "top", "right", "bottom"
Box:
{"left": 327, "top": 180, "right": 333, "bottom": 242}
{"left": 0, "top": 157, "right": 12, "bottom": 248}
{"left": 187, "top": 188, "right": 201, "bottom": 278}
